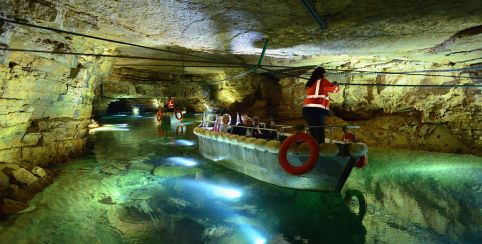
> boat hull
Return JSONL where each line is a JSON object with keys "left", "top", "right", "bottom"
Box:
{"left": 197, "top": 134, "right": 357, "bottom": 192}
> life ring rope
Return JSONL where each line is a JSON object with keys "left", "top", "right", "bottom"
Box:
{"left": 278, "top": 132, "right": 319, "bottom": 175}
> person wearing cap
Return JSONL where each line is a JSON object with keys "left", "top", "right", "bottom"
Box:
{"left": 303, "top": 67, "right": 340, "bottom": 143}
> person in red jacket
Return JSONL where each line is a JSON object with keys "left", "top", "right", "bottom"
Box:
{"left": 166, "top": 97, "right": 175, "bottom": 112}
{"left": 303, "top": 67, "right": 339, "bottom": 143}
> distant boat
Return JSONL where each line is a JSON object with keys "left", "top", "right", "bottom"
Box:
{"left": 193, "top": 124, "right": 368, "bottom": 192}
{"left": 156, "top": 108, "right": 186, "bottom": 125}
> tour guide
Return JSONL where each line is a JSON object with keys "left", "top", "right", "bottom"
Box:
{"left": 303, "top": 67, "right": 340, "bottom": 143}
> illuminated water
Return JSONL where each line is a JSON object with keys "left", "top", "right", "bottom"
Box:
{"left": 0, "top": 114, "right": 480, "bottom": 243}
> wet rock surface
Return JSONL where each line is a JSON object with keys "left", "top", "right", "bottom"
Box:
{"left": 12, "top": 168, "right": 38, "bottom": 185}
{"left": 0, "top": 165, "right": 53, "bottom": 216}
{"left": 0, "top": 2, "right": 114, "bottom": 167}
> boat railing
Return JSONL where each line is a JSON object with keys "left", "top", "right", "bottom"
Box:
{"left": 229, "top": 125, "right": 280, "bottom": 140}
{"left": 278, "top": 125, "right": 361, "bottom": 143}
{"left": 199, "top": 112, "right": 360, "bottom": 143}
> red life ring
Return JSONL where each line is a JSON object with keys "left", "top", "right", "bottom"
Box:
{"left": 355, "top": 155, "right": 368, "bottom": 168}
{"left": 278, "top": 132, "right": 319, "bottom": 175}
{"left": 174, "top": 109, "right": 183, "bottom": 121}
{"left": 156, "top": 110, "right": 163, "bottom": 121}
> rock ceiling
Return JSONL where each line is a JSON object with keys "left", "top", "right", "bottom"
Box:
{"left": 2, "top": 0, "right": 482, "bottom": 71}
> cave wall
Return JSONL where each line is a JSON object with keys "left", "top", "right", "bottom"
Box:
{"left": 0, "top": 1, "right": 114, "bottom": 166}
{"left": 214, "top": 70, "right": 282, "bottom": 119}
{"left": 275, "top": 59, "right": 481, "bottom": 155}
{"left": 93, "top": 67, "right": 217, "bottom": 117}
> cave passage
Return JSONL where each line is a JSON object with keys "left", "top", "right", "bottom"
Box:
{"left": 1, "top": 0, "right": 482, "bottom": 243}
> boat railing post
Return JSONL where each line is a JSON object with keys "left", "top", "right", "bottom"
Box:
{"left": 202, "top": 112, "right": 205, "bottom": 127}
{"left": 342, "top": 125, "right": 346, "bottom": 143}
{"left": 328, "top": 127, "right": 333, "bottom": 143}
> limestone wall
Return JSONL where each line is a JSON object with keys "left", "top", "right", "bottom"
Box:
{"left": 214, "top": 70, "right": 282, "bottom": 119}
{"left": 276, "top": 60, "right": 482, "bottom": 155}
{"left": 0, "top": 2, "right": 114, "bottom": 166}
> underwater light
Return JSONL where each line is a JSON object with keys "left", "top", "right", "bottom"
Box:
{"left": 180, "top": 179, "right": 243, "bottom": 200}
{"left": 175, "top": 139, "right": 196, "bottom": 146}
{"left": 103, "top": 123, "right": 128, "bottom": 128}
{"left": 213, "top": 186, "right": 242, "bottom": 199}
{"left": 89, "top": 124, "right": 130, "bottom": 132}
{"left": 166, "top": 157, "right": 198, "bottom": 167}
{"left": 254, "top": 237, "right": 267, "bottom": 244}
{"left": 112, "top": 114, "right": 127, "bottom": 117}
{"left": 238, "top": 224, "right": 267, "bottom": 244}
{"left": 132, "top": 107, "right": 140, "bottom": 116}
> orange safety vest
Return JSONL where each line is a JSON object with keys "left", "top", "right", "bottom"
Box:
{"left": 303, "top": 78, "right": 339, "bottom": 110}
{"left": 167, "top": 99, "right": 174, "bottom": 109}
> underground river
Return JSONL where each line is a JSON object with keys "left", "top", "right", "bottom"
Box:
{"left": 0, "top": 114, "right": 480, "bottom": 243}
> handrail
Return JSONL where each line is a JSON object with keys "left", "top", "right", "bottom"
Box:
{"left": 199, "top": 111, "right": 361, "bottom": 143}
{"left": 307, "top": 125, "right": 361, "bottom": 129}
{"left": 230, "top": 125, "right": 278, "bottom": 132}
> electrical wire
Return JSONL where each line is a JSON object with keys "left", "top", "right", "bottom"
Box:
{"left": 0, "top": 48, "right": 248, "bottom": 65}
{"left": 336, "top": 83, "right": 482, "bottom": 88}
{"left": 0, "top": 17, "right": 239, "bottom": 64}
{"left": 3, "top": 47, "right": 481, "bottom": 87}
{"left": 257, "top": 67, "right": 482, "bottom": 88}
{"left": 215, "top": 70, "right": 253, "bottom": 83}
{"left": 2, "top": 17, "right": 482, "bottom": 87}
{"left": 4, "top": 17, "right": 480, "bottom": 76}
{"left": 113, "top": 64, "right": 247, "bottom": 68}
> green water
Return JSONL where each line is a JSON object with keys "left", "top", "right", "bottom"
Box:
{"left": 0, "top": 114, "right": 480, "bottom": 243}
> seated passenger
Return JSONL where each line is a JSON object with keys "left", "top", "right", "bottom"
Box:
{"left": 232, "top": 113, "right": 247, "bottom": 135}
{"left": 212, "top": 116, "right": 221, "bottom": 131}
{"left": 252, "top": 116, "right": 260, "bottom": 127}
{"left": 260, "top": 119, "right": 278, "bottom": 140}
{"left": 251, "top": 116, "right": 262, "bottom": 138}
{"left": 219, "top": 114, "right": 231, "bottom": 133}
{"left": 243, "top": 117, "right": 255, "bottom": 137}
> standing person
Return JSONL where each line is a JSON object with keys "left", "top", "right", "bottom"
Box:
{"left": 303, "top": 67, "right": 340, "bottom": 143}
{"left": 166, "top": 97, "right": 175, "bottom": 112}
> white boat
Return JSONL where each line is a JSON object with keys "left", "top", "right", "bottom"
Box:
{"left": 193, "top": 124, "right": 368, "bottom": 192}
